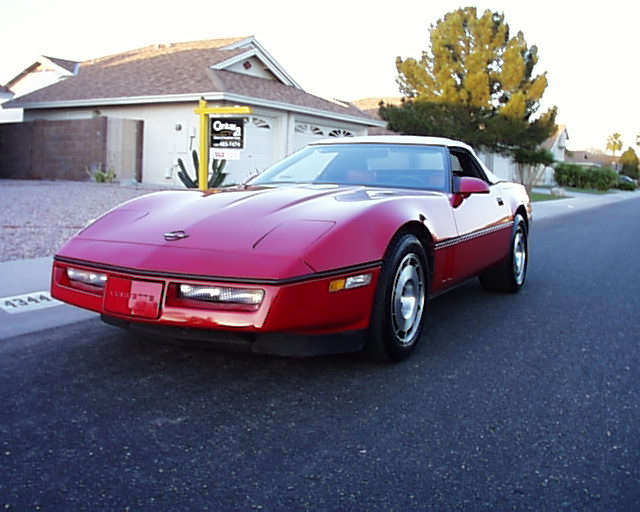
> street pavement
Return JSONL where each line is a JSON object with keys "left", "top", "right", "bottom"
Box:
{"left": 1, "top": 196, "right": 639, "bottom": 511}
{"left": 0, "top": 188, "right": 638, "bottom": 341}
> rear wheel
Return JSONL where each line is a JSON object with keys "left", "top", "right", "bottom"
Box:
{"left": 479, "top": 214, "right": 528, "bottom": 293}
{"left": 366, "top": 233, "right": 429, "bottom": 362}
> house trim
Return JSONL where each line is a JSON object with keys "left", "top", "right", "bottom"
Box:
{"left": 220, "top": 36, "right": 302, "bottom": 89}
{"left": 15, "top": 92, "right": 385, "bottom": 127}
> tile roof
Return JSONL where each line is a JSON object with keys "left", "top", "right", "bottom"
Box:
{"left": 8, "top": 37, "right": 378, "bottom": 124}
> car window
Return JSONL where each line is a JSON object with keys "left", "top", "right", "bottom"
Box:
{"left": 253, "top": 144, "right": 449, "bottom": 191}
{"left": 449, "top": 148, "right": 489, "bottom": 182}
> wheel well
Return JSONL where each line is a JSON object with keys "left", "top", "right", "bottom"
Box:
{"left": 515, "top": 205, "right": 529, "bottom": 229}
{"left": 396, "top": 221, "right": 435, "bottom": 278}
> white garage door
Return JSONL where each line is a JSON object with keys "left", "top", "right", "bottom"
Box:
{"left": 223, "top": 116, "right": 274, "bottom": 184}
{"left": 293, "top": 123, "right": 354, "bottom": 151}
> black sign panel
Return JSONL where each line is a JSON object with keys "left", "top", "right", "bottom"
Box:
{"left": 210, "top": 117, "right": 244, "bottom": 149}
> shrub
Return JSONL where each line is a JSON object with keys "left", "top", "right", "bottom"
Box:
{"left": 590, "top": 167, "right": 617, "bottom": 191}
{"left": 554, "top": 163, "right": 617, "bottom": 191}
{"left": 554, "top": 163, "right": 585, "bottom": 188}
{"left": 617, "top": 181, "right": 637, "bottom": 191}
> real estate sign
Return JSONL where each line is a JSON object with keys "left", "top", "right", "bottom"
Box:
{"left": 210, "top": 117, "right": 244, "bottom": 149}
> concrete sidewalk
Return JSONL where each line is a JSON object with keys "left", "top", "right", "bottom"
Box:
{"left": 1, "top": 188, "right": 638, "bottom": 340}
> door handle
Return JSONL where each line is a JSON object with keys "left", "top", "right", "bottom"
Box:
{"left": 497, "top": 197, "right": 504, "bottom": 206}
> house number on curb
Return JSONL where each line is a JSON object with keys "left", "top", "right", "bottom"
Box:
{"left": 0, "top": 291, "right": 62, "bottom": 314}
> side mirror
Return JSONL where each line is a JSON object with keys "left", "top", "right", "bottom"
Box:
{"left": 456, "top": 176, "right": 491, "bottom": 195}
{"left": 451, "top": 177, "right": 490, "bottom": 208}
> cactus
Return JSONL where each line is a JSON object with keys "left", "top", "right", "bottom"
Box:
{"left": 177, "top": 149, "right": 227, "bottom": 188}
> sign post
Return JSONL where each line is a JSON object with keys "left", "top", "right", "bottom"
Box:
{"left": 193, "top": 98, "right": 252, "bottom": 191}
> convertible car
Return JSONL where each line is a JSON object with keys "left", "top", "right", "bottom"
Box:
{"left": 51, "top": 136, "right": 531, "bottom": 362}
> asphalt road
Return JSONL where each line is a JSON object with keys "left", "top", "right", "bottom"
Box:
{"left": 1, "top": 199, "right": 639, "bottom": 511}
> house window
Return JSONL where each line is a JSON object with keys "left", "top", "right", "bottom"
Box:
{"left": 295, "top": 123, "right": 324, "bottom": 135}
{"left": 328, "top": 129, "right": 354, "bottom": 138}
{"left": 244, "top": 117, "right": 271, "bottom": 130}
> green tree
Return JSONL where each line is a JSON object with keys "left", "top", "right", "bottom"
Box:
{"left": 381, "top": 6, "right": 557, "bottom": 168}
{"left": 619, "top": 146, "right": 640, "bottom": 179}
{"left": 606, "top": 133, "right": 623, "bottom": 158}
{"left": 395, "top": 7, "right": 549, "bottom": 119}
{"left": 513, "top": 147, "right": 555, "bottom": 194}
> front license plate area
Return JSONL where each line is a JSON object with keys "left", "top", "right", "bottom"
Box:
{"left": 104, "top": 277, "right": 163, "bottom": 319}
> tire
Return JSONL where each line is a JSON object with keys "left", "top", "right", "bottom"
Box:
{"left": 479, "top": 214, "right": 528, "bottom": 293}
{"left": 365, "top": 233, "right": 429, "bottom": 362}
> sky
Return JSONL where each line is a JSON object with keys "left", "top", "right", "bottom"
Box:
{"left": 1, "top": 0, "right": 638, "bottom": 152}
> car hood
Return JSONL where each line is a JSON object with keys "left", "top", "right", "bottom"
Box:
{"left": 57, "top": 184, "right": 443, "bottom": 280}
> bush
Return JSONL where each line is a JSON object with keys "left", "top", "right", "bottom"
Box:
{"left": 617, "top": 181, "right": 637, "bottom": 191}
{"left": 554, "top": 163, "right": 617, "bottom": 191}
{"left": 590, "top": 167, "right": 618, "bottom": 191}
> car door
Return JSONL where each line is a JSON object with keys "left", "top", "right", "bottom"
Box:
{"left": 448, "top": 147, "right": 513, "bottom": 283}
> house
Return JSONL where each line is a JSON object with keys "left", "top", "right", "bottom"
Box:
{"left": 564, "top": 150, "right": 618, "bottom": 169}
{"left": 4, "top": 37, "right": 384, "bottom": 185}
{"left": 1, "top": 55, "right": 79, "bottom": 123}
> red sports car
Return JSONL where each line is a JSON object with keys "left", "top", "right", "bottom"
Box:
{"left": 51, "top": 136, "right": 531, "bottom": 361}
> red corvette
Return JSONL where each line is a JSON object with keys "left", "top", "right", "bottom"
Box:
{"left": 51, "top": 136, "right": 531, "bottom": 361}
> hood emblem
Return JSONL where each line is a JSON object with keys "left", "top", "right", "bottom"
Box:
{"left": 164, "top": 230, "right": 189, "bottom": 242}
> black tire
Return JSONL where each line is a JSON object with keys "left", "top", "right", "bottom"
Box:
{"left": 365, "top": 233, "right": 429, "bottom": 362}
{"left": 479, "top": 214, "right": 528, "bottom": 293}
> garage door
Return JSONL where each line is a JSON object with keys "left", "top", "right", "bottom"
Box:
{"left": 222, "top": 116, "right": 274, "bottom": 184}
{"left": 293, "top": 123, "right": 354, "bottom": 150}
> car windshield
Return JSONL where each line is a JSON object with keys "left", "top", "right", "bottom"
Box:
{"left": 251, "top": 143, "right": 449, "bottom": 191}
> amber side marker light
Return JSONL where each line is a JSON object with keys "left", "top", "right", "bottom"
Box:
{"left": 329, "top": 273, "right": 372, "bottom": 292}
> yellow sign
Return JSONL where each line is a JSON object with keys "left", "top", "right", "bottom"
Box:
{"left": 194, "top": 98, "right": 252, "bottom": 191}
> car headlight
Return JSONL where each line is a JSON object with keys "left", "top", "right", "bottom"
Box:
{"left": 179, "top": 284, "right": 264, "bottom": 306}
{"left": 67, "top": 268, "right": 108, "bottom": 287}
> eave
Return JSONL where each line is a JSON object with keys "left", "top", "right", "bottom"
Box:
{"left": 14, "top": 92, "right": 386, "bottom": 128}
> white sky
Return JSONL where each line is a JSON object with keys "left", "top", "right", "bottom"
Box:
{"left": 1, "top": 0, "right": 638, "bottom": 151}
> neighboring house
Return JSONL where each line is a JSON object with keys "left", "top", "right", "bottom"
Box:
{"left": 565, "top": 150, "right": 618, "bottom": 169}
{"left": 5, "top": 37, "right": 384, "bottom": 185}
{"left": 1, "top": 55, "right": 79, "bottom": 123}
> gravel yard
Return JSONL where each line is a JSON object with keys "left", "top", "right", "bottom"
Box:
{"left": 0, "top": 180, "right": 177, "bottom": 262}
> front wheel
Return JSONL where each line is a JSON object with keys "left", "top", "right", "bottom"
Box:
{"left": 365, "top": 233, "right": 429, "bottom": 362}
{"left": 479, "top": 214, "right": 528, "bottom": 293}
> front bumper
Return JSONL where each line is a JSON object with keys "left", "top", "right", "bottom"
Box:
{"left": 51, "top": 257, "right": 380, "bottom": 355}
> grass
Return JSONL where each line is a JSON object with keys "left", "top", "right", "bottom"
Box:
{"left": 566, "top": 187, "right": 612, "bottom": 195}
{"left": 529, "top": 192, "right": 566, "bottom": 202}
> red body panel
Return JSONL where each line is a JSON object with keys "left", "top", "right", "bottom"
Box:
{"left": 51, "top": 178, "right": 530, "bottom": 341}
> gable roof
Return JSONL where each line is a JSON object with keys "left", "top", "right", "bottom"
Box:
{"left": 541, "top": 124, "right": 568, "bottom": 151}
{"left": 42, "top": 56, "right": 80, "bottom": 74}
{"left": 7, "top": 36, "right": 381, "bottom": 126}
{"left": 4, "top": 55, "right": 79, "bottom": 91}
